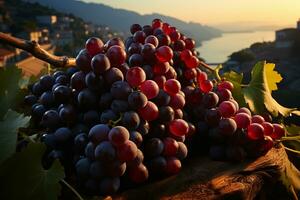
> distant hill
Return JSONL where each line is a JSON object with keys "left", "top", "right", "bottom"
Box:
{"left": 24, "top": 0, "right": 222, "bottom": 46}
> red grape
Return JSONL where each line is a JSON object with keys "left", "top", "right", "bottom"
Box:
{"left": 130, "top": 24, "right": 142, "bottom": 34}
{"left": 138, "top": 101, "right": 159, "bottom": 121}
{"left": 271, "top": 124, "right": 285, "bottom": 139}
{"left": 184, "top": 68, "right": 197, "bottom": 80}
{"left": 247, "top": 123, "right": 264, "bottom": 140}
{"left": 164, "top": 79, "right": 181, "bottom": 95}
{"left": 184, "top": 38, "right": 195, "bottom": 49}
{"left": 165, "top": 157, "right": 181, "bottom": 175}
{"left": 108, "top": 126, "right": 130, "bottom": 146}
{"left": 219, "top": 118, "right": 237, "bottom": 137}
{"left": 153, "top": 62, "right": 170, "bottom": 75}
{"left": 169, "top": 30, "right": 180, "bottom": 42}
{"left": 106, "top": 45, "right": 126, "bottom": 66}
{"left": 85, "top": 37, "right": 104, "bottom": 56}
{"left": 133, "top": 30, "right": 146, "bottom": 43}
{"left": 185, "top": 56, "right": 199, "bottom": 68}
{"left": 128, "top": 164, "right": 149, "bottom": 183}
{"left": 219, "top": 101, "right": 236, "bottom": 118}
{"left": 140, "top": 80, "right": 159, "bottom": 99}
{"left": 91, "top": 54, "right": 111, "bottom": 75}
{"left": 145, "top": 35, "right": 159, "bottom": 47}
{"left": 163, "top": 137, "right": 179, "bottom": 156}
{"left": 180, "top": 49, "right": 192, "bottom": 61}
{"left": 261, "top": 122, "right": 274, "bottom": 136}
{"left": 156, "top": 46, "right": 173, "bottom": 62}
{"left": 154, "top": 75, "right": 166, "bottom": 88}
{"left": 234, "top": 113, "right": 251, "bottom": 129}
{"left": 237, "top": 107, "right": 251, "bottom": 116}
{"left": 169, "top": 119, "right": 189, "bottom": 136}
{"left": 105, "top": 38, "right": 125, "bottom": 49}
{"left": 169, "top": 93, "right": 185, "bottom": 109}
{"left": 217, "top": 81, "right": 234, "bottom": 91}
{"left": 117, "top": 140, "right": 138, "bottom": 162}
{"left": 200, "top": 80, "right": 213, "bottom": 93}
{"left": 162, "top": 22, "right": 171, "bottom": 34}
{"left": 152, "top": 18, "right": 163, "bottom": 29}
{"left": 197, "top": 71, "right": 207, "bottom": 82}
{"left": 252, "top": 115, "right": 265, "bottom": 124}
{"left": 217, "top": 88, "right": 232, "bottom": 102}
{"left": 126, "top": 67, "right": 146, "bottom": 87}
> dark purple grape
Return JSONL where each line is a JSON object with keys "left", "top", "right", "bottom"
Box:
{"left": 89, "top": 161, "right": 105, "bottom": 179}
{"left": 53, "top": 71, "right": 66, "bottom": 80}
{"left": 85, "top": 72, "right": 104, "bottom": 92}
{"left": 24, "top": 94, "right": 37, "bottom": 106}
{"left": 83, "top": 110, "right": 100, "bottom": 127}
{"left": 147, "top": 156, "right": 167, "bottom": 174}
{"left": 75, "top": 49, "right": 92, "bottom": 72}
{"left": 152, "top": 89, "right": 170, "bottom": 106}
{"left": 129, "top": 131, "right": 143, "bottom": 147}
{"left": 32, "top": 82, "right": 44, "bottom": 96}
{"left": 99, "top": 92, "right": 113, "bottom": 110}
{"left": 128, "top": 91, "right": 148, "bottom": 110}
{"left": 55, "top": 75, "right": 68, "bottom": 85}
{"left": 85, "top": 142, "right": 95, "bottom": 160}
{"left": 77, "top": 89, "right": 97, "bottom": 110}
{"left": 76, "top": 158, "right": 91, "bottom": 180}
{"left": 99, "top": 177, "right": 120, "bottom": 195}
{"left": 74, "top": 133, "right": 88, "bottom": 153}
{"left": 219, "top": 118, "right": 237, "bottom": 137}
{"left": 122, "top": 111, "right": 140, "bottom": 130}
{"left": 41, "top": 110, "right": 60, "bottom": 129}
{"left": 142, "top": 65, "right": 154, "bottom": 79}
{"left": 53, "top": 85, "right": 72, "bottom": 104}
{"left": 202, "top": 92, "right": 219, "bottom": 109}
{"left": 91, "top": 54, "right": 111, "bottom": 75}
{"left": 128, "top": 53, "right": 143, "bottom": 67}
{"left": 104, "top": 67, "right": 124, "bottom": 86}
{"left": 111, "top": 100, "right": 129, "bottom": 113}
{"left": 158, "top": 106, "right": 174, "bottom": 122}
{"left": 94, "top": 141, "right": 116, "bottom": 161}
{"left": 100, "top": 109, "right": 118, "bottom": 124}
{"left": 142, "top": 25, "right": 153, "bottom": 36}
{"left": 39, "top": 91, "right": 55, "bottom": 108}
{"left": 59, "top": 104, "right": 76, "bottom": 123}
{"left": 88, "top": 124, "right": 110, "bottom": 144}
{"left": 110, "top": 81, "right": 132, "bottom": 100}
{"left": 40, "top": 75, "right": 54, "bottom": 91}
{"left": 71, "top": 71, "right": 86, "bottom": 91}
{"left": 145, "top": 138, "right": 164, "bottom": 157}
{"left": 130, "top": 24, "right": 142, "bottom": 34}
{"left": 136, "top": 119, "right": 149, "bottom": 135}
{"left": 106, "top": 160, "right": 126, "bottom": 177}
{"left": 53, "top": 127, "right": 72, "bottom": 143}
{"left": 205, "top": 108, "right": 221, "bottom": 126}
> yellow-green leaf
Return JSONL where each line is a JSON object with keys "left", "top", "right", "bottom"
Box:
{"left": 265, "top": 62, "right": 282, "bottom": 92}
{"left": 242, "top": 61, "right": 300, "bottom": 117}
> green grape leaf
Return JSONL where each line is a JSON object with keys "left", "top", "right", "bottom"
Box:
{"left": 222, "top": 70, "right": 247, "bottom": 107}
{"left": 283, "top": 124, "right": 300, "bottom": 152}
{"left": 242, "top": 61, "right": 300, "bottom": 117}
{"left": 0, "top": 143, "right": 65, "bottom": 200}
{"left": 0, "top": 66, "right": 24, "bottom": 118}
{"left": 0, "top": 109, "right": 30, "bottom": 164}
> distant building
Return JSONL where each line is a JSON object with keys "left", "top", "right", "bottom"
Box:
{"left": 275, "top": 19, "right": 300, "bottom": 48}
{"left": 36, "top": 15, "right": 57, "bottom": 26}
{"left": 54, "top": 30, "right": 73, "bottom": 45}
{"left": 0, "top": 49, "right": 17, "bottom": 67}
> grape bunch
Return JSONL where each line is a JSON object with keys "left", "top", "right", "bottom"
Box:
{"left": 23, "top": 18, "right": 284, "bottom": 196}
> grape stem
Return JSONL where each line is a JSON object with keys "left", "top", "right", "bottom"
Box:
{"left": 60, "top": 179, "right": 84, "bottom": 200}
{"left": 0, "top": 32, "right": 76, "bottom": 68}
{"left": 199, "top": 61, "right": 214, "bottom": 72}
{"left": 284, "top": 146, "right": 300, "bottom": 155}
{"left": 280, "top": 136, "right": 300, "bottom": 141}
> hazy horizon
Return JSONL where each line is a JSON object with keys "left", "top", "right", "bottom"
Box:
{"left": 81, "top": 0, "right": 299, "bottom": 28}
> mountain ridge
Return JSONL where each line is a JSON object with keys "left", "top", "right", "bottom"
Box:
{"left": 24, "top": 0, "right": 222, "bottom": 45}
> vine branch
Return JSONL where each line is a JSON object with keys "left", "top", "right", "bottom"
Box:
{"left": 0, "top": 32, "right": 76, "bottom": 68}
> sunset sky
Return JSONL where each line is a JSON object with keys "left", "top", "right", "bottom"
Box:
{"left": 82, "top": 0, "right": 300, "bottom": 26}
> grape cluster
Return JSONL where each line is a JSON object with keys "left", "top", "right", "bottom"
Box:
{"left": 24, "top": 18, "right": 284, "bottom": 196}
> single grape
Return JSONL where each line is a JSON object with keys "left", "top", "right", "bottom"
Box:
{"left": 219, "top": 118, "right": 237, "bottom": 137}
{"left": 88, "top": 124, "right": 110, "bottom": 144}
{"left": 169, "top": 93, "right": 185, "bottom": 109}
{"left": 145, "top": 35, "right": 159, "bottom": 47}
{"left": 163, "top": 137, "right": 179, "bottom": 156}
{"left": 99, "top": 177, "right": 120, "bottom": 195}
{"left": 147, "top": 156, "right": 167, "bottom": 174}
{"left": 164, "top": 79, "right": 181, "bottom": 95}
{"left": 129, "top": 131, "right": 143, "bottom": 147}
{"left": 153, "top": 89, "right": 170, "bottom": 106}
{"left": 108, "top": 126, "right": 130, "bottom": 146}
{"left": 106, "top": 45, "right": 126, "bottom": 67}
{"left": 140, "top": 80, "right": 159, "bottom": 99}
{"left": 261, "top": 122, "right": 274, "bottom": 136}
{"left": 128, "top": 91, "right": 148, "bottom": 110}
{"left": 91, "top": 54, "right": 111, "bottom": 75}
{"left": 152, "top": 18, "right": 163, "bottom": 29}
{"left": 197, "top": 71, "right": 207, "bottom": 83}
{"left": 138, "top": 101, "right": 159, "bottom": 121}
{"left": 176, "top": 142, "right": 188, "bottom": 160}
{"left": 202, "top": 92, "right": 219, "bottom": 109}
{"left": 247, "top": 123, "right": 265, "bottom": 140}
{"left": 158, "top": 106, "right": 175, "bottom": 122}
{"left": 117, "top": 140, "right": 138, "bottom": 162}
{"left": 145, "top": 138, "right": 164, "bottom": 157}
{"left": 122, "top": 111, "right": 140, "bottom": 130}
{"left": 234, "top": 113, "right": 251, "bottom": 129}
{"left": 75, "top": 49, "right": 92, "bottom": 72}
{"left": 237, "top": 107, "right": 252, "bottom": 116}
{"left": 54, "top": 127, "right": 72, "bottom": 143}
{"left": 111, "top": 99, "right": 129, "bottom": 113}
{"left": 75, "top": 158, "right": 91, "bottom": 180}
{"left": 271, "top": 124, "right": 285, "bottom": 140}
{"left": 104, "top": 67, "right": 124, "bottom": 86}
{"left": 41, "top": 110, "right": 60, "bottom": 129}
{"left": 219, "top": 101, "right": 236, "bottom": 118}
{"left": 53, "top": 85, "right": 72, "bottom": 104}
{"left": 128, "top": 53, "right": 143, "bottom": 67}
{"left": 252, "top": 115, "right": 265, "bottom": 124}
{"left": 24, "top": 94, "right": 37, "bottom": 106}
{"left": 173, "top": 39, "right": 186, "bottom": 51}
{"left": 126, "top": 67, "right": 146, "bottom": 87}
{"left": 110, "top": 80, "right": 132, "bottom": 100}
{"left": 128, "top": 164, "right": 149, "bottom": 183}
{"left": 94, "top": 141, "right": 116, "bottom": 161}
{"left": 130, "top": 23, "right": 142, "bottom": 34}
{"left": 133, "top": 30, "right": 146, "bottom": 43}
{"left": 39, "top": 91, "right": 55, "bottom": 108}
{"left": 217, "top": 88, "right": 232, "bottom": 102}
{"left": 105, "top": 37, "right": 125, "bottom": 49}
{"left": 200, "top": 80, "right": 213, "bottom": 93}
{"left": 85, "top": 37, "right": 104, "bottom": 56}
{"left": 107, "top": 160, "right": 127, "bottom": 177}
{"left": 217, "top": 80, "right": 234, "bottom": 91}
{"left": 185, "top": 56, "right": 199, "bottom": 68}
{"left": 74, "top": 133, "right": 88, "bottom": 153}
{"left": 71, "top": 71, "right": 86, "bottom": 91}
{"left": 156, "top": 46, "right": 173, "bottom": 62}
{"left": 184, "top": 38, "right": 195, "bottom": 49}
{"left": 77, "top": 89, "right": 97, "bottom": 110}
{"left": 205, "top": 108, "right": 222, "bottom": 126}
{"left": 165, "top": 157, "right": 181, "bottom": 175}
{"left": 153, "top": 62, "right": 170, "bottom": 75}
{"left": 40, "top": 75, "right": 54, "bottom": 91}
{"left": 169, "top": 119, "right": 189, "bottom": 137}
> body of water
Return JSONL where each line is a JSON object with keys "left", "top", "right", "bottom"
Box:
{"left": 196, "top": 31, "right": 275, "bottom": 63}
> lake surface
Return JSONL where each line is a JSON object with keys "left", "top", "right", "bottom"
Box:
{"left": 196, "top": 31, "right": 275, "bottom": 63}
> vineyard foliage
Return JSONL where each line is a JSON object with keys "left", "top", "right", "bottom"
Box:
{"left": 0, "top": 61, "right": 300, "bottom": 199}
